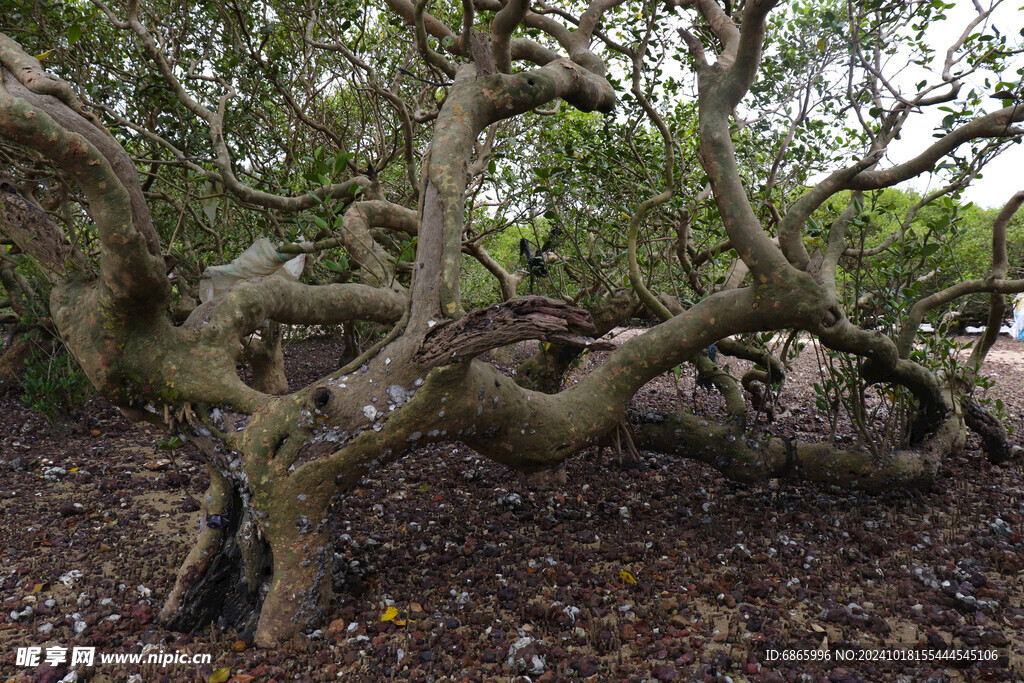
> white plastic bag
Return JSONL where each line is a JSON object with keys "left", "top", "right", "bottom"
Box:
{"left": 199, "top": 238, "right": 306, "bottom": 302}
{"left": 1010, "top": 293, "right": 1024, "bottom": 341}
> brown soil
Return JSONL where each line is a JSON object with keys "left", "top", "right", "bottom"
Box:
{"left": 1, "top": 333, "right": 1023, "bottom": 682}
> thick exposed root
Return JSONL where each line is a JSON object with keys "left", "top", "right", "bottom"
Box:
{"left": 963, "top": 396, "right": 1018, "bottom": 464}
{"left": 160, "top": 468, "right": 270, "bottom": 641}
{"left": 627, "top": 408, "right": 965, "bottom": 493}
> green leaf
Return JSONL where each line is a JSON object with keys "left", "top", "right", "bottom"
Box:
{"left": 324, "top": 256, "right": 351, "bottom": 272}
{"left": 158, "top": 436, "right": 183, "bottom": 451}
{"left": 398, "top": 237, "right": 418, "bottom": 262}
{"left": 333, "top": 151, "right": 352, "bottom": 176}
{"left": 67, "top": 24, "right": 82, "bottom": 45}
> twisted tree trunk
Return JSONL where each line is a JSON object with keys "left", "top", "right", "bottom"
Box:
{"left": 4, "top": 0, "right": 1021, "bottom": 646}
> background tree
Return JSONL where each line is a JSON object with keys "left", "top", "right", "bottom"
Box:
{"left": 1, "top": 0, "right": 1023, "bottom": 646}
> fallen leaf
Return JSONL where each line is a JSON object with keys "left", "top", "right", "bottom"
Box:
{"left": 208, "top": 668, "right": 231, "bottom": 683}
{"left": 619, "top": 570, "right": 637, "bottom": 584}
{"left": 381, "top": 606, "right": 406, "bottom": 625}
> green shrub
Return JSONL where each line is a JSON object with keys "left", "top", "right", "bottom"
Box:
{"left": 21, "top": 345, "right": 92, "bottom": 422}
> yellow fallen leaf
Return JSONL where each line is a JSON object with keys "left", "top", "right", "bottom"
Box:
{"left": 619, "top": 570, "right": 637, "bottom": 584}
{"left": 208, "top": 668, "right": 231, "bottom": 683}
{"left": 35, "top": 50, "right": 53, "bottom": 60}
{"left": 381, "top": 606, "right": 406, "bottom": 626}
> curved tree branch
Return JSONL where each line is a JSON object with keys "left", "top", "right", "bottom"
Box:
{"left": 491, "top": 0, "right": 531, "bottom": 74}
{"left": 966, "top": 190, "right": 1024, "bottom": 373}
{"left": 0, "top": 52, "right": 167, "bottom": 309}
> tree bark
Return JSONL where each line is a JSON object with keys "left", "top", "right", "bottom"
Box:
{"left": 516, "top": 291, "right": 638, "bottom": 393}
{"left": 962, "top": 396, "right": 1016, "bottom": 465}
{"left": 629, "top": 407, "right": 963, "bottom": 493}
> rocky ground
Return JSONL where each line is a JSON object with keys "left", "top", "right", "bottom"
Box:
{"left": 1, "top": 331, "right": 1023, "bottom": 682}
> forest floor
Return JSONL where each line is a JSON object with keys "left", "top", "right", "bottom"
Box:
{"left": 1, "top": 331, "right": 1023, "bottom": 683}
